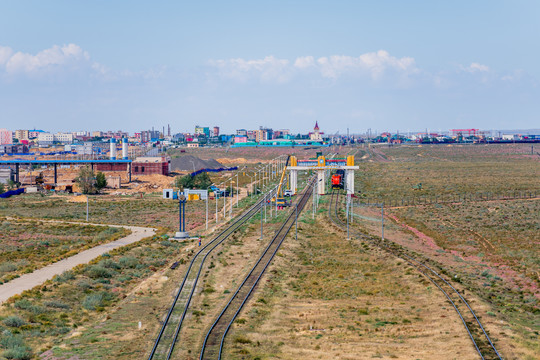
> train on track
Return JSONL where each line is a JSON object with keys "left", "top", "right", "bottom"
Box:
{"left": 331, "top": 169, "right": 345, "bottom": 189}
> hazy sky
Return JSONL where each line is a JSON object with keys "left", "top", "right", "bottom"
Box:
{"left": 1, "top": 1, "right": 539, "bottom": 134}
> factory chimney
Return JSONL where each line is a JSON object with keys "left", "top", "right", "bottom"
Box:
{"left": 110, "top": 138, "right": 117, "bottom": 160}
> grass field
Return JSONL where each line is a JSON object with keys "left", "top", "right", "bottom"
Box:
{"left": 357, "top": 143, "right": 539, "bottom": 202}
{"left": 0, "top": 228, "right": 181, "bottom": 359}
{"left": 0, "top": 194, "right": 213, "bottom": 232}
{"left": 0, "top": 218, "right": 128, "bottom": 285}
{"left": 221, "top": 210, "right": 481, "bottom": 360}
{"left": 352, "top": 142, "right": 539, "bottom": 358}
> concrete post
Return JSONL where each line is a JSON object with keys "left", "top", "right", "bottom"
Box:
{"left": 317, "top": 170, "right": 325, "bottom": 195}
{"left": 290, "top": 169, "right": 298, "bottom": 194}
{"left": 346, "top": 169, "right": 354, "bottom": 195}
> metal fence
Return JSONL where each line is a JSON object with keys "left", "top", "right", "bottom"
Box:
{"left": 358, "top": 190, "right": 539, "bottom": 208}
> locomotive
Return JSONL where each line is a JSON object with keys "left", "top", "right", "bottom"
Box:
{"left": 331, "top": 169, "right": 345, "bottom": 189}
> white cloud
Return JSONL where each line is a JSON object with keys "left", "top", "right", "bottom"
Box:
{"left": 313, "top": 51, "right": 417, "bottom": 79}
{"left": 4, "top": 44, "right": 90, "bottom": 74}
{"left": 210, "top": 50, "right": 418, "bottom": 82}
{"left": 0, "top": 46, "right": 13, "bottom": 65}
{"left": 209, "top": 56, "right": 291, "bottom": 83}
{"left": 294, "top": 56, "right": 315, "bottom": 69}
{"left": 461, "top": 62, "right": 490, "bottom": 73}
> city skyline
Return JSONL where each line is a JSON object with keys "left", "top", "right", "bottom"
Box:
{"left": 1, "top": 1, "right": 539, "bottom": 133}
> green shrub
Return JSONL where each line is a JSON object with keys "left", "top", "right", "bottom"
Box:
{"left": 44, "top": 300, "right": 70, "bottom": 310}
{"left": 118, "top": 256, "right": 138, "bottom": 269}
{"left": 76, "top": 279, "right": 94, "bottom": 290}
{"left": 2, "top": 345, "right": 33, "bottom": 359}
{"left": 13, "top": 300, "right": 32, "bottom": 311}
{"left": 81, "top": 291, "right": 115, "bottom": 311}
{"left": 0, "top": 333, "right": 25, "bottom": 349}
{"left": 53, "top": 271, "right": 75, "bottom": 283}
{"left": 27, "top": 305, "right": 46, "bottom": 315}
{"left": 234, "top": 335, "right": 252, "bottom": 344}
{"left": 82, "top": 293, "right": 104, "bottom": 310}
{"left": 0, "top": 263, "right": 17, "bottom": 273}
{"left": 99, "top": 259, "right": 121, "bottom": 269}
{"left": 3, "top": 316, "right": 26, "bottom": 328}
{"left": 85, "top": 265, "right": 114, "bottom": 279}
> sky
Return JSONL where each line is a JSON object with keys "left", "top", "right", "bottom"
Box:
{"left": 0, "top": 1, "right": 539, "bottom": 134}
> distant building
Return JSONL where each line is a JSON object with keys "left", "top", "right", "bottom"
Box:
{"left": 92, "top": 131, "right": 103, "bottom": 138}
{"left": 37, "top": 132, "right": 73, "bottom": 146}
{"left": 194, "top": 126, "right": 210, "bottom": 137}
{"left": 28, "top": 129, "right": 45, "bottom": 139}
{"left": 0, "top": 129, "right": 12, "bottom": 145}
{"left": 54, "top": 132, "right": 74, "bottom": 144}
{"left": 213, "top": 126, "right": 220, "bottom": 137}
{"left": 14, "top": 130, "right": 29, "bottom": 141}
{"left": 236, "top": 129, "right": 247, "bottom": 136}
{"left": 0, "top": 144, "right": 29, "bottom": 154}
{"left": 247, "top": 130, "right": 256, "bottom": 140}
{"left": 309, "top": 122, "right": 323, "bottom": 141}
{"left": 234, "top": 135, "right": 248, "bottom": 144}
{"left": 38, "top": 133, "right": 54, "bottom": 146}
{"left": 273, "top": 129, "right": 290, "bottom": 139}
{"left": 255, "top": 127, "right": 273, "bottom": 142}
{"left": 132, "top": 156, "right": 171, "bottom": 175}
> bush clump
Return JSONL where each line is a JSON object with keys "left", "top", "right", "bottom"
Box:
{"left": 0, "top": 333, "right": 32, "bottom": 360}
{"left": 82, "top": 293, "right": 104, "bottom": 310}
{"left": 13, "top": 300, "right": 32, "bottom": 311}
{"left": 3, "top": 316, "right": 26, "bottom": 328}
{"left": 118, "top": 256, "right": 138, "bottom": 269}
{"left": 85, "top": 265, "right": 114, "bottom": 279}
{"left": 44, "top": 300, "right": 70, "bottom": 310}
{"left": 53, "top": 271, "right": 75, "bottom": 283}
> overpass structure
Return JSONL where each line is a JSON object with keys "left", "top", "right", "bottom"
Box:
{"left": 288, "top": 155, "right": 359, "bottom": 195}
{"left": 0, "top": 159, "right": 133, "bottom": 184}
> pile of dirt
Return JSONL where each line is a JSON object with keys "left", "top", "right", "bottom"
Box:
{"left": 170, "top": 155, "right": 223, "bottom": 172}
{"left": 216, "top": 157, "right": 250, "bottom": 164}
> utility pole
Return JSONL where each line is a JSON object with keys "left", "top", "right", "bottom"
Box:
{"left": 215, "top": 190, "right": 218, "bottom": 224}
{"left": 86, "top": 196, "right": 89, "bottom": 221}
{"left": 236, "top": 172, "right": 239, "bottom": 207}
{"left": 295, "top": 202, "right": 298, "bottom": 240}
{"left": 205, "top": 191, "right": 208, "bottom": 230}
{"left": 260, "top": 199, "right": 264, "bottom": 240}
{"left": 223, "top": 188, "right": 226, "bottom": 220}
{"left": 381, "top": 203, "right": 384, "bottom": 241}
{"left": 229, "top": 180, "right": 233, "bottom": 220}
{"left": 346, "top": 196, "right": 350, "bottom": 240}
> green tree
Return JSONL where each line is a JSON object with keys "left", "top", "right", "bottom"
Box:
{"left": 175, "top": 172, "right": 212, "bottom": 190}
{"left": 0, "top": 183, "right": 5, "bottom": 194}
{"left": 95, "top": 172, "right": 107, "bottom": 191}
{"left": 76, "top": 166, "right": 97, "bottom": 194}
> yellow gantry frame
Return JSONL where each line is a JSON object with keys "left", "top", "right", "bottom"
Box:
{"left": 273, "top": 155, "right": 291, "bottom": 202}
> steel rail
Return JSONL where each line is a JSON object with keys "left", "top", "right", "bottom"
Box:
{"left": 200, "top": 177, "right": 316, "bottom": 360}
{"left": 147, "top": 188, "right": 276, "bottom": 360}
{"left": 328, "top": 190, "right": 502, "bottom": 360}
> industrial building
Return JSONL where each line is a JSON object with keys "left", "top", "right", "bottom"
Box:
{"left": 132, "top": 156, "right": 170, "bottom": 175}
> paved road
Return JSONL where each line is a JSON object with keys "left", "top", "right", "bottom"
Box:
{"left": 0, "top": 223, "right": 155, "bottom": 304}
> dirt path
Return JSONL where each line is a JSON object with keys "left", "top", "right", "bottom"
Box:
{"left": 0, "top": 221, "right": 155, "bottom": 304}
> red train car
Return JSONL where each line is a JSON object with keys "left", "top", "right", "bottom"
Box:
{"left": 331, "top": 174, "right": 344, "bottom": 189}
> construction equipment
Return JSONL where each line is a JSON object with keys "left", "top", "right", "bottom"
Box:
{"left": 35, "top": 172, "right": 45, "bottom": 185}
{"left": 271, "top": 155, "right": 291, "bottom": 207}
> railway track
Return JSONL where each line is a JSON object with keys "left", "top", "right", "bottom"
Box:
{"left": 147, "top": 188, "right": 276, "bottom": 360}
{"left": 199, "top": 177, "right": 315, "bottom": 360}
{"left": 328, "top": 190, "right": 503, "bottom": 360}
